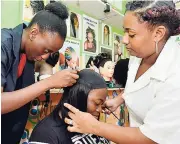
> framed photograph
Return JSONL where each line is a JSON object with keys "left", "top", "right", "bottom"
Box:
{"left": 22, "top": 0, "right": 47, "bottom": 23}
{"left": 83, "top": 14, "right": 99, "bottom": 54}
{"left": 113, "top": 33, "right": 123, "bottom": 62}
{"left": 55, "top": 39, "right": 80, "bottom": 71}
{"left": 68, "top": 11, "right": 82, "bottom": 39}
{"left": 82, "top": 53, "right": 96, "bottom": 69}
{"left": 102, "top": 23, "right": 112, "bottom": 46}
{"left": 100, "top": 46, "right": 113, "bottom": 61}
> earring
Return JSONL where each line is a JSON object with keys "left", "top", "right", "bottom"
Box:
{"left": 155, "top": 40, "right": 159, "bottom": 54}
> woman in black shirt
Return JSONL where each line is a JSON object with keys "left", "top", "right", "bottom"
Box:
{"left": 29, "top": 69, "right": 110, "bottom": 144}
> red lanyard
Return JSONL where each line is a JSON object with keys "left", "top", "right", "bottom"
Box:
{"left": 17, "top": 54, "right": 26, "bottom": 78}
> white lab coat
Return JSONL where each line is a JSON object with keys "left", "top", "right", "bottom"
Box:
{"left": 123, "top": 36, "right": 180, "bottom": 144}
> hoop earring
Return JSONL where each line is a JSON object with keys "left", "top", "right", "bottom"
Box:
{"left": 155, "top": 41, "right": 159, "bottom": 54}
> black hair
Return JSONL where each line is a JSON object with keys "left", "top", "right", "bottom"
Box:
{"left": 53, "top": 82, "right": 91, "bottom": 123}
{"left": 45, "top": 51, "right": 59, "bottom": 67}
{"left": 113, "top": 58, "right": 129, "bottom": 87}
{"left": 126, "top": 1, "right": 180, "bottom": 38}
{"left": 28, "top": 1, "right": 69, "bottom": 40}
{"left": 70, "top": 12, "right": 78, "bottom": 38}
{"left": 86, "top": 53, "right": 112, "bottom": 68}
{"left": 52, "top": 69, "right": 107, "bottom": 124}
{"left": 30, "top": 0, "right": 44, "bottom": 15}
{"left": 86, "top": 56, "right": 94, "bottom": 68}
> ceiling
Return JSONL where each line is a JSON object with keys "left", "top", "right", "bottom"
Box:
{"left": 62, "top": 0, "right": 124, "bottom": 29}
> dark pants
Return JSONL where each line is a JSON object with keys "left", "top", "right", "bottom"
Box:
{"left": 1, "top": 103, "right": 30, "bottom": 144}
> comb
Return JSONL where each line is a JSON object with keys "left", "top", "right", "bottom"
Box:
{"left": 105, "top": 106, "right": 120, "bottom": 121}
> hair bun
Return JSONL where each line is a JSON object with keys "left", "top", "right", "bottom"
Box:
{"left": 45, "top": 1, "right": 68, "bottom": 20}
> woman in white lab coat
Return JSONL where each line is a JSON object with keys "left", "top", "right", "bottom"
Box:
{"left": 64, "top": 1, "right": 180, "bottom": 144}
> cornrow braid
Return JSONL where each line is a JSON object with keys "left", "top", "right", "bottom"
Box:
{"left": 126, "top": 1, "right": 180, "bottom": 37}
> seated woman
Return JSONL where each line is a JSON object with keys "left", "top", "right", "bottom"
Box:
{"left": 29, "top": 69, "right": 110, "bottom": 144}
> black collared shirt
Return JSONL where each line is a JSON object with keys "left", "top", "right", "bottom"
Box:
{"left": 30, "top": 114, "right": 110, "bottom": 144}
{"left": 1, "top": 23, "right": 26, "bottom": 92}
{"left": 1, "top": 24, "right": 35, "bottom": 144}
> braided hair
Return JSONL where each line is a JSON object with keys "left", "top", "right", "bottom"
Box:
{"left": 126, "top": 1, "right": 180, "bottom": 39}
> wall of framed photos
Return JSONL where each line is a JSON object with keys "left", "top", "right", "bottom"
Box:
{"left": 22, "top": 0, "right": 129, "bottom": 74}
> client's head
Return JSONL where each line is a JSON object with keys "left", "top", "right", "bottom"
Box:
{"left": 53, "top": 69, "right": 107, "bottom": 121}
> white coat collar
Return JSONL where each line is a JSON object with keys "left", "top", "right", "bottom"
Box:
{"left": 125, "top": 36, "right": 179, "bottom": 94}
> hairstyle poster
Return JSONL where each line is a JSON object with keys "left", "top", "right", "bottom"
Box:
{"left": 83, "top": 14, "right": 99, "bottom": 54}
{"left": 57, "top": 39, "right": 80, "bottom": 71}
{"left": 100, "top": 46, "right": 113, "bottom": 61}
{"left": 69, "top": 11, "right": 82, "bottom": 40}
{"left": 102, "top": 23, "right": 112, "bottom": 46}
{"left": 82, "top": 53, "right": 96, "bottom": 69}
{"left": 22, "top": 0, "right": 47, "bottom": 23}
{"left": 113, "top": 33, "right": 123, "bottom": 62}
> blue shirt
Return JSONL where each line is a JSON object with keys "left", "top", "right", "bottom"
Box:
{"left": 1, "top": 24, "right": 35, "bottom": 144}
{"left": 1, "top": 23, "right": 26, "bottom": 91}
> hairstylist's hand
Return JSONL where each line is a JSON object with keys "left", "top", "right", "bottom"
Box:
{"left": 102, "top": 91, "right": 124, "bottom": 114}
{"left": 64, "top": 103, "right": 99, "bottom": 134}
{"left": 48, "top": 69, "right": 79, "bottom": 88}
